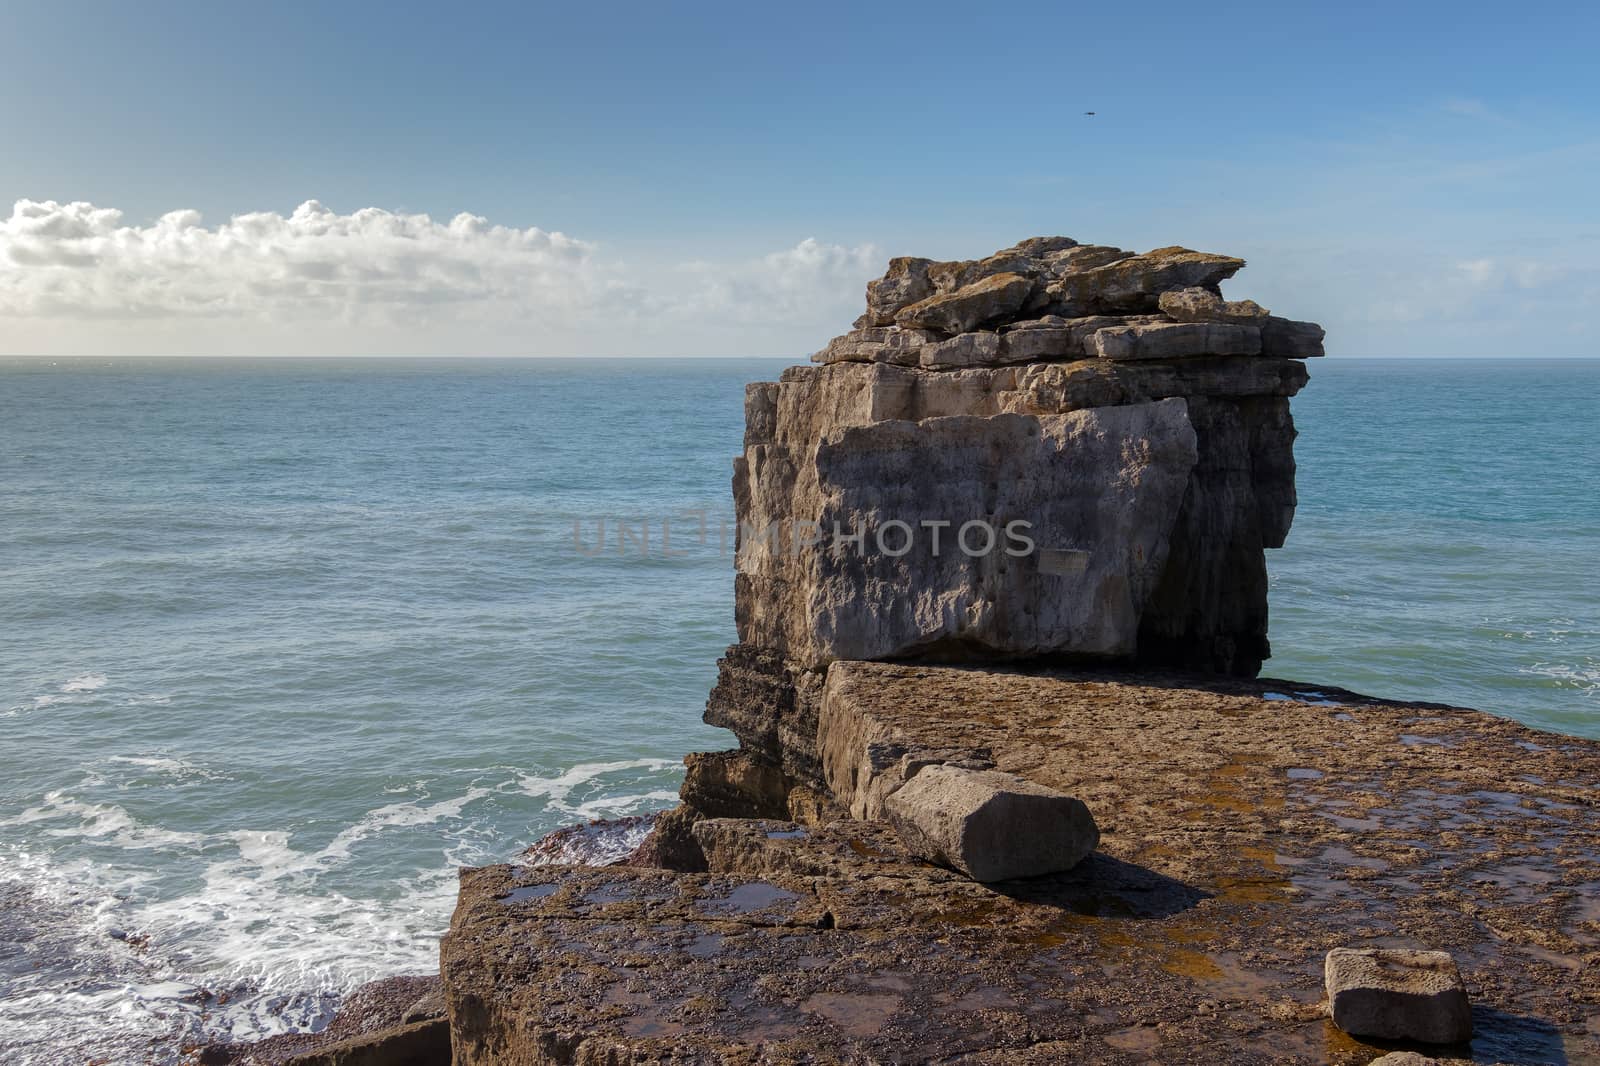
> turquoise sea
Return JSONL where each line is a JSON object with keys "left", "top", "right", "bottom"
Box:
{"left": 1, "top": 356, "right": 1596, "bottom": 1063}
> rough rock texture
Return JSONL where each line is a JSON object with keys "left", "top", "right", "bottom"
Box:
{"left": 861, "top": 257, "right": 935, "bottom": 326}
{"left": 883, "top": 763, "right": 1100, "bottom": 881}
{"left": 1158, "top": 286, "right": 1270, "bottom": 324}
{"left": 1326, "top": 948, "right": 1474, "bottom": 1045}
{"left": 1041, "top": 246, "right": 1245, "bottom": 316}
{"left": 1090, "top": 320, "right": 1263, "bottom": 360}
{"left": 444, "top": 669, "right": 1600, "bottom": 1064}
{"left": 895, "top": 272, "right": 1035, "bottom": 333}
{"left": 740, "top": 399, "right": 1200, "bottom": 666}
{"left": 701, "top": 643, "right": 825, "bottom": 783}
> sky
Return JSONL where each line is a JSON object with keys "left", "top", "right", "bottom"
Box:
{"left": 1, "top": 0, "right": 1596, "bottom": 357}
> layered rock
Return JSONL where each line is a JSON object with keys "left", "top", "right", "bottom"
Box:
{"left": 751, "top": 236, "right": 1322, "bottom": 681}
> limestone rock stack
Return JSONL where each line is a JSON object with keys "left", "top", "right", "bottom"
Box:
{"left": 709, "top": 237, "right": 1322, "bottom": 795}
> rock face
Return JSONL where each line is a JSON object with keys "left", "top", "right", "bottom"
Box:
{"left": 742, "top": 399, "right": 1200, "bottom": 666}
{"left": 1325, "top": 948, "right": 1474, "bottom": 1045}
{"left": 763, "top": 236, "right": 1321, "bottom": 678}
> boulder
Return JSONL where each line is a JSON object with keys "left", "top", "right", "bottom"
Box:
{"left": 861, "top": 257, "right": 935, "bottom": 326}
{"left": 1007, "top": 235, "right": 1081, "bottom": 257}
{"left": 1158, "top": 286, "right": 1270, "bottom": 323}
{"left": 1090, "top": 321, "right": 1262, "bottom": 360}
{"left": 997, "top": 326, "right": 1086, "bottom": 363}
{"left": 1368, "top": 1054, "right": 1442, "bottom": 1066}
{"left": 895, "top": 272, "right": 1034, "bottom": 333}
{"left": 1039, "top": 246, "right": 1245, "bottom": 316}
{"left": 1016, "top": 246, "right": 1137, "bottom": 314}
{"left": 1261, "top": 315, "right": 1327, "bottom": 358}
{"left": 883, "top": 764, "right": 1099, "bottom": 881}
{"left": 1325, "top": 948, "right": 1473, "bottom": 1045}
{"left": 1032, "top": 243, "right": 1134, "bottom": 278}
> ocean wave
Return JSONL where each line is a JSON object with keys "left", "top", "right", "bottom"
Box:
{"left": 59, "top": 673, "right": 108, "bottom": 693}
{"left": 0, "top": 756, "right": 683, "bottom": 1064}
{"left": 514, "top": 757, "right": 680, "bottom": 818}
{"left": 524, "top": 813, "right": 658, "bottom": 866}
{"left": 1520, "top": 659, "right": 1600, "bottom": 697}
{"left": 1, "top": 792, "right": 207, "bottom": 851}
{"left": 0, "top": 792, "right": 473, "bottom": 1064}
{"left": 105, "top": 754, "right": 223, "bottom": 783}
{"left": 3, "top": 672, "right": 113, "bottom": 716}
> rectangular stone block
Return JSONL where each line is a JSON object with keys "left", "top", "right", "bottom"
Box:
{"left": 1325, "top": 948, "right": 1472, "bottom": 1045}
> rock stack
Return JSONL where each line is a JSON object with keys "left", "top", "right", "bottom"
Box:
{"left": 702, "top": 236, "right": 1322, "bottom": 825}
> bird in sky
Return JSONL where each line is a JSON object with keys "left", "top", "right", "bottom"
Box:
{"left": 1084, "top": 111, "right": 1096, "bottom": 116}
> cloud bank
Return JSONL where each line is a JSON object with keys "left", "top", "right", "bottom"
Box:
{"left": 0, "top": 199, "right": 880, "bottom": 355}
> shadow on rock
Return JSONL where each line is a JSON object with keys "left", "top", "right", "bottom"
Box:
{"left": 1470, "top": 1006, "right": 1568, "bottom": 1065}
{"left": 988, "top": 851, "right": 1211, "bottom": 918}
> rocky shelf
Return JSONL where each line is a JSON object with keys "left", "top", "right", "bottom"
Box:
{"left": 439, "top": 668, "right": 1600, "bottom": 1065}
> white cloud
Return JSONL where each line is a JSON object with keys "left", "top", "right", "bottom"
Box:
{"left": 1454, "top": 256, "right": 1568, "bottom": 291}
{"left": 0, "top": 199, "right": 881, "bottom": 355}
{"left": 0, "top": 198, "right": 611, "bottom": 322}
{"left": 1456, "top": 257, "right": 1495, "bottom": 285}
{"left": 670, "top": 237, "right": 881, "bottom": 324}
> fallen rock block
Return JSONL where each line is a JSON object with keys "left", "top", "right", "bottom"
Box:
{"left": 1367, "top": 1053, "right": 1442, "bottom": 1066}
{"left": 883, "top": 763, "right": 1099, "bottom": 881}
{"left": 1325, "top": 947, "right": 1472, "bottom": 1045}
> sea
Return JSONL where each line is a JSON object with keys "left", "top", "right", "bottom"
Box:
{"left": 1, "top": 356, "right": 1596, "bottom": 1064}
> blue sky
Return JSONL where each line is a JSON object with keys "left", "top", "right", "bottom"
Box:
{"left": 2, "top": 0, "right": 1596, "bottom": 356}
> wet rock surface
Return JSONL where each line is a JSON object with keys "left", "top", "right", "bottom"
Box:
{"left": 444, "top": 668, "right": 1600, "bottom": 1064}
{"left": 202, "top": 975, "right": 448, "bottom": 1066}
